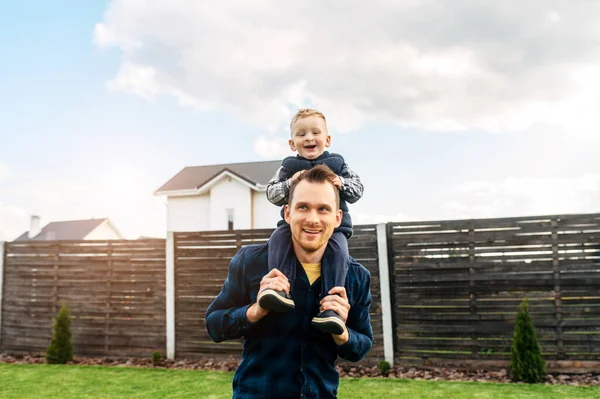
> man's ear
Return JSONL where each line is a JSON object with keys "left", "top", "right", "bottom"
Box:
{"left": 284, "top": 204, "right": 291, "bottom": 224}
{"left": 335, "top": 208, "right": 342, "bottom": 228}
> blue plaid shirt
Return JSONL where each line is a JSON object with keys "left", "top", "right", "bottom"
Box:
{"left": 205, "top": 244, "right": 373, "bottom": 399}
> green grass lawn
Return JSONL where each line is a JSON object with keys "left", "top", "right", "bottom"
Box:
{"left": 0, "top": 363, "right": 598, "bottom": 399}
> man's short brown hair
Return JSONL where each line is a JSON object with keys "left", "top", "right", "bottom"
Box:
{"left": 288, "top": 164, "right": 340, "bottom": 210}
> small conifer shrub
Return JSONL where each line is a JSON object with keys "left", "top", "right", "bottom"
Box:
{"left": 46, "top": 302, "right": 74, "bottom": 364}
{"left": 510, "top": 299, "right": 546, "bottom": 383}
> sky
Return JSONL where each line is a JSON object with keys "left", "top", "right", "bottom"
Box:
{"left": 1, "top": 0, "right": 599, "bottom": 241}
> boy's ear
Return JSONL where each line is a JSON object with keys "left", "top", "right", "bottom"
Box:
{"left": 288, "top": 139, "right": 296, "bottom": 152}
{"left": 325, "top": 135, "right": 331, "bottom": 148}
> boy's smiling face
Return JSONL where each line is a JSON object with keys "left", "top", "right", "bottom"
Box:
{"left": 289, "top": 115, "right": 331, "bottom": 160}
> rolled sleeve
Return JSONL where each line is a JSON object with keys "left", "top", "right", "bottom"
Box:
{"left": 205, "top": 249, "right": 256, "bottom": 342}
{"left": 336, "top": 268, "right": 373, "bottom": 362}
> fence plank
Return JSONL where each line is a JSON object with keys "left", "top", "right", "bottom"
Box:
{"left": 173, "top": 228, "right": 385, "bottom": 365}
{"left": 1, "top": 239, "right": 165, "bottom": 357}
{"left": 390, "top": 213, "right": 600, "bottom": 370}
{"left": 3, "top": 216, "right": 598, "bottom": 373}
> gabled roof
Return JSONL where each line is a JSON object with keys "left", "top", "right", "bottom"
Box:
{"left": 154, "top": 160, "right": 281, "bottom": 195}
{"left": 13, "top": 218, "right": 113, "bottom": 241}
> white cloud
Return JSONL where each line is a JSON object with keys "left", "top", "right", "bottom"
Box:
{"left": 253, "top": 136, "right": 291, "bottom": 159}
{"left": 0, "top": 202, "right": 28, "bottom": 241}
{"left": 440, "top": 174, "right": 600, "bottom": 220}
{"left": 106, "top": 62, "right": 161, "bottom": 101}
{"left": 95, "top": 1, "right": 600, "bottom": 134}
{"left": 93, "top": 22, "right": 117, "bottom": 47}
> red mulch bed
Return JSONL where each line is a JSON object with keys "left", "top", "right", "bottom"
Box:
{"left": 1, "top": 353, "right": 599, "bottom": 386}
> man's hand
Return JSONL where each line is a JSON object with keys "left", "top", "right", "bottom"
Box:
{"left": 329, "top": 176, "right": 342, "bottom": 189}
{"left": 246, "top": 269, "right": 290, "bottom": 323}
{"left": 259, "top": 268, "right": 290, "bottom": 295}
{"left": 320, "top": 287, "right": 351, "bottom": 344}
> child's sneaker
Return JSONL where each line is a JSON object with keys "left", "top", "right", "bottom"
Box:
{"left": 311, "top": 310, "right": 345, "bottom": 335}
{"left": 257, "top": 289, "right": 295, "bottom": 312}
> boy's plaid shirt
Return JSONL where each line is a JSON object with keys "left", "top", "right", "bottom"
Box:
{"left": 266, "top": 162, "right": 364, "bottom": 207}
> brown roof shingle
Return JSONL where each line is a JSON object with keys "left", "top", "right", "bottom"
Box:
{"left": 13, "top": 219, "right": 109, "bottom": 241}
{"left": 155, "top": 160, "right": 281, "bottom": 194}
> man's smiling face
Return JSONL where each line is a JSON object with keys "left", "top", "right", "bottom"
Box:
{"left": 284, "top": 179, "right": 342, "bottom": 259}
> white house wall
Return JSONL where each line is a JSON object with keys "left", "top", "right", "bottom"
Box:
{"left": 210, "top": 177, "right": 251, "bottom": 230}
{"left": 253, "top": 191, "right": 281, "bottom": 229}
{"left": 163, "top": 179, "right": 281, "bottom": 233}
{"left": 167, "top": 194, "right": 210, "bottom": 231}
{"left": 84, "top": 222, "right": 122, "bottom": 240}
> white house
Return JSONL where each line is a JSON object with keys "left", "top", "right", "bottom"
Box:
{"left": 13, "top": 216, "right": 124, "bottom": 241}
{"left": 154, "top": 160, "right": 283, "bottom": 232}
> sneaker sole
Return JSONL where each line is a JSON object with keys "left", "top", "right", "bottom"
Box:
{"left": 257, "top": 290, "right": 295, "bottom": 313}
{"left": 311, "top": 316, "right": 346, "bottom": 335}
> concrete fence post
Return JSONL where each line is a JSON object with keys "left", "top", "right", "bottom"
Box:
{"left": 376, "top": 224, "right": 394, "bottom": 366}
{"left": 166, "top": 232, "right": 175, "bottom": 360}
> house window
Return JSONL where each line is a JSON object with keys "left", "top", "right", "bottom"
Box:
{"left": 227, "top": 209, "right": 234, "bottom": 231}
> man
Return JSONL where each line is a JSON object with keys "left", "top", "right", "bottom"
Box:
{"left": 205, "top": 164, "right": 373, "bottom": 399}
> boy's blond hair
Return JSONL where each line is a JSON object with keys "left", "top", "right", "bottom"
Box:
{"left": 289, "top": 108, "right": 327, "bottom": 135}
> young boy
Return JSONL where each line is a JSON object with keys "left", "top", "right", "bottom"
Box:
{"left": 259, "top": 108, "right": 364, "bottom": 335}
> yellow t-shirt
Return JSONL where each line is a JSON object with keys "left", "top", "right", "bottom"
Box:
{"left": 301, "top": 263, "right": 321, "bottom": 285}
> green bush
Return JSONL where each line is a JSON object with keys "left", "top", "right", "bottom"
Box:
{"left": 46, "top": 302, "right": 74, "bottom": 364}
{"left": 510, "top": 299, "right": 546, "bottom": 383}
{"left": 378, "top": 360, "right": 391, "bottom": 377}
{"left": 152, "top": 351, "right": 162, "bottom": 366}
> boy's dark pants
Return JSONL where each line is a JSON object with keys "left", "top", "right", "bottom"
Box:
{"left": 267, "top": 223, "right": 349, "bottom": 297}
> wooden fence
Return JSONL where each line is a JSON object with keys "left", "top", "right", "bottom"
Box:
{"left": 2, "top": 213, "right": 600, "bottom": 372}
{"left": 173, "top": 225, "right": 384, "bottom": 364}
{"left": 389, "top": 213, "right": 600, "bottom": 372}
{"left": 1, "top": 240, "right": 165, "bottom": 357}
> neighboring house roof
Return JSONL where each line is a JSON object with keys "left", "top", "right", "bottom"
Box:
{"left": 155, "top": 160, "right": 282, "bottom": 196}
{"left": 13, "top": 218, "right": 120, "bottom": 241}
